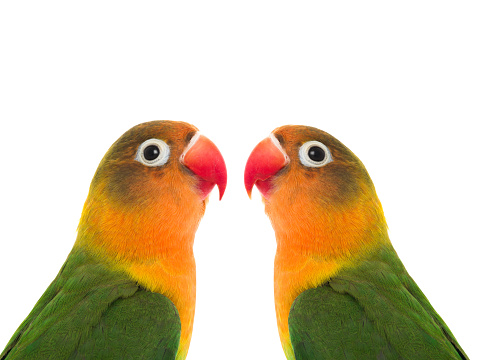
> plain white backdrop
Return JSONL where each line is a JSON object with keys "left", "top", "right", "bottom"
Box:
{"left": 0, "top": 2, "right": 477, "bottom": 359}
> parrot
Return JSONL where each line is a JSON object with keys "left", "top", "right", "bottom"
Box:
{"left": 244, "top": 125, "right": 468, "bottom": 360}
{"left": 1, "top": 120, "right": 227, "bottom": 360}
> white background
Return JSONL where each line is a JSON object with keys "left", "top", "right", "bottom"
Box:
{"left": 0, "top": 2, "right": 477, "bottom": 359}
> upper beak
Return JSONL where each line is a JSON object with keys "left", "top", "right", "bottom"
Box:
{"left": 244, "top": 134, "right": 289, "bottom": 199}
{"left": 181, "top": 133, "right": 227, "bottom": 200}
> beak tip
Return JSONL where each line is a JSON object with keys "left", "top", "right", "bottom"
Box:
{"left": 217, "top": 170, "right": 227, "bottom": 201}
{"left": 244, "top": 174, "right": 254, "bottom": 199}
{"left": 218, "top": 186, "right": 226, "bottom": 201}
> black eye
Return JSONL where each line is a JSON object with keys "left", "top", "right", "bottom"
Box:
{"left": 136, "top": 139, "right": 170, "bottom": 167}
{"left": 298, "top": 141, "right": 332, "bottom": 167}
{"left": 143, "top": 145, "right": 160, "bottom": 160}
{"left": 308, "top": 146, "right": 325, "bottom": 162}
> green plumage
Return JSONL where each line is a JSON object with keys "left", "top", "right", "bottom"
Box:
{"left": 289, "top": 243, "right": 468, "bottom": 360}
{"left": 1, "top": 248, "right": 180, "bottom": 360}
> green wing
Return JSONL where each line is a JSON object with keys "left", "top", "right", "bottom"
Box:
{"left": 1, "top": 248, "right": 180, "bottom": 360}
{"left": 289, "top": 243, "right": 468, "bottom": 360}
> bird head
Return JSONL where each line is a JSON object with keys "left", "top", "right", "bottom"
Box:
{"left": 245, "top": 125, "right": 387, "bottom": 258}
{"left": 77, "top": 120, "right": 227, "bottom": 260}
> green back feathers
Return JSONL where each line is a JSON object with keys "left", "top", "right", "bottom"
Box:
{"left": 1, "top": 248, "right": 180, "bottom": 360}
{"left": 289, "top": 243, "right": 468, "bottom": 360}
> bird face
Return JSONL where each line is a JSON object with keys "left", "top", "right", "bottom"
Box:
{"left": 244, "top": 125, "right": 386, "bottom": 258}
{"left": 92, "top": 120, "right": 226, "bottom": 208}
{"left": 245, "top": 125, "right": 371, "bottom": 208}
{"left": 77, "top": 120, "right": 227, "bottom": 260}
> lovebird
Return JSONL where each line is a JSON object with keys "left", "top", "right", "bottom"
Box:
{"left": 244, "top": 125, "right": 468, "bottom": 360}
{"left": 1, "top": 121, "right": 227, "bottom": 360}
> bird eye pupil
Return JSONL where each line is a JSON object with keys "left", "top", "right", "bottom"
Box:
{"left": 308, "top": 146, "right": 325, "bottom": 162}
{"left": 143, "top": 145, "right": 160, "bottom": 160}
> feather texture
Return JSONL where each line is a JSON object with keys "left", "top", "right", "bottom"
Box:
{"left": 1, "top": 248, "right": 181, "bottom": 360}
{"left": 289, "top": 242, "right": 468, "bottom": 359}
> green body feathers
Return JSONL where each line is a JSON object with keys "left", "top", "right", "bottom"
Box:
{"left": 289, "top": 243, "right": 468, "bottom": 360}
{"left": 1, "top": 248, "right": 180, "bottom": 360}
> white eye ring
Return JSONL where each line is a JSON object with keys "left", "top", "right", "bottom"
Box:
{"left": 135, "top": 138, "right": 170, "bottom": 167}
{"left": 299, "top": 141, "right": 333, "bottom": 167}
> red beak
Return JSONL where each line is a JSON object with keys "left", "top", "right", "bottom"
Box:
{"left": 181, "top": 133, "right": 227, "bottom": 200}
{"left": 244, "top": 134, "right": 289, "bottom": 199}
